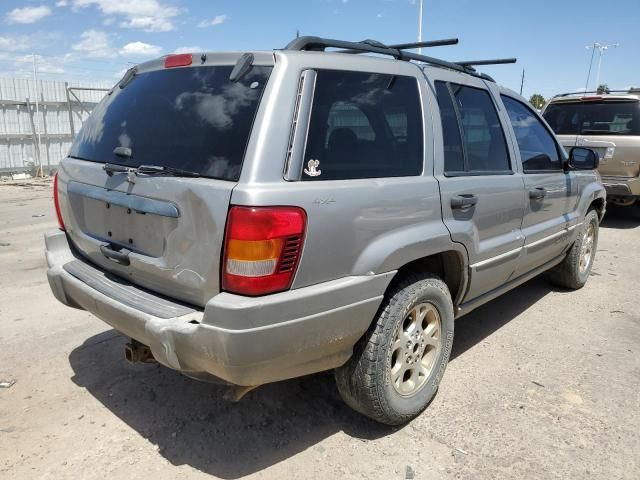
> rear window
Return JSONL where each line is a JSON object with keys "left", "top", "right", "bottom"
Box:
{"left": 543, "top": 100, "right": 640, "bottom": 136}
{"left": 69, "top": 65, "right": 272, "bottom": 181}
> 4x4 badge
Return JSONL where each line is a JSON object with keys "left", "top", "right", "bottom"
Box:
{"left": 304, "top": 159, "right": 321, "bottom": 177}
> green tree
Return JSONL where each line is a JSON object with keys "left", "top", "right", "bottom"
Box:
{"left": 596, "top": 84, "right": 610, "bottom": 94}
{"left": 529, "top": 93, "right": 546, "bottom": 110}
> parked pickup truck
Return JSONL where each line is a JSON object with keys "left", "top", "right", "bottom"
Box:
{"left": 45, "top": 36, "right": 606, "bottom": 425}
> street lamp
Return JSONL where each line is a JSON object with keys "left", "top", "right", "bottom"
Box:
{"left": 417, "top": 0, "right": 424, "bottom": 55}
{"left": 585, "top": 42, "right": 619, "bottom": 91}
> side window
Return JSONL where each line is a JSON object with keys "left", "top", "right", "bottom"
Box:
{"left": 502, "top": 96, "right": 562, "bottom": 172}
{"left": 303, "top": 70, "right": 423, "bottom": 181}
{"left": 434, "top": 81, "right": 465, "bottom": 173}
{"left": 450, "top": 84, "right": 511, "bottom": 173}
{"left": 326, "top": 104, "right": 375, "bottom": 144}
{"left": 435, "top": 81, "right": 511, "bottom": 174}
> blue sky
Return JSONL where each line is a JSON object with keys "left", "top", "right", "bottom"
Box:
{"left": 1, "top": 0, "right": 639, "bottom": 99}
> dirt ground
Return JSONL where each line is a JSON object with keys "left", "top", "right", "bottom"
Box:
{"left": 0, "top": 180, "right": 638, "bottom": 480}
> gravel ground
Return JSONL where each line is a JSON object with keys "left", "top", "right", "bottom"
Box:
{"left": 1, "top": 180, "right": 639, "bottom": 480}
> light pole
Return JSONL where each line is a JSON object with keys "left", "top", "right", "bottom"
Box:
{"left": 417, "top": 0, "right": 423, "bottom": 54}
{"left": 32, "top": 54, "right": 43, "bottom": 177}
{"left": 585, "top": 42, "right": 619, "bottom": 91}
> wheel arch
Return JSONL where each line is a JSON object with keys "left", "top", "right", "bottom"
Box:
{"left": 589, "top": 196, "right": 606, "bottom": 221}
{"left": 387, "top": 250, "right": 468, "bottom": 306}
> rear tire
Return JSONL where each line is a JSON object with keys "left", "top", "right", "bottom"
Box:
{"left": 550, "top": 209, "right": 599, "bottom": 289}
{"left": 334, "top": 274, "right": 454, "bottom": 425}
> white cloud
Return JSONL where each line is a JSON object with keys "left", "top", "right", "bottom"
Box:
{"left": 6, "top": 5, "right": 52, "bottom": 24}
{"left": 0, "top": 35, "right": 32, "bottom": 52}
{"left": 174, "top": 46, "right": 202, "bottom": 54}
{"left": 120, "top": 41, "right": 162, "bottom": 57}
{"left": 119, "top": 16, "right": 173, "bottom": 32}
{"left": 71, "top": 31, "right": 162, "bottom": 60}
{"left": 72, "top": 30, "right": 116, "bottom": 58}
{"left": 72, "top": 0, "right": 180, "bottom": 32}
{"left": 8, "top": 54, "right": 66, "bottom": 77}
{"left": 55, "top": 0, "right": 68, "bottom": 6}
{"left": 198, "top": 14, "right": 228, "bottom": 28}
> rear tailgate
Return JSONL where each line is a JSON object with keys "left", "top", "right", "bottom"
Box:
{"left": 544, "top": 98, "right": 640, "bottom": 177}
{"left": 57, "top": 54, "right": 273, "bottom": 307}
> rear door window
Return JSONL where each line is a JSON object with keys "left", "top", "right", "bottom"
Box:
{"left": 303, "top": 70, "right": 423, "bottom": 181}
{"left": 543, "top": 100, "right": 640, "bottom": 136}
{"left": 69, "top": 65, "right": 272, "bottom": 181}
{"left": 502, "top": 96, "right": 562, "bottom": 172}
{"left": 435, "top": 81, "right": 511, "bottom": 175}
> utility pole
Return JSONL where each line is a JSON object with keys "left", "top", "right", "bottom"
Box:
{"left": 585, "top": 42, "right": 619, "bottom": 91}
{"left": 595, "top": 43, "right": 618, "bottom": 89}
{"left": 417, "top": 0, "right": 423, "bottom": 54}
{"left": 519, "top": 69, "right": 525, "bottom": 96}
{"left": 32, "top": 54, "right": 43, "bottom": 177}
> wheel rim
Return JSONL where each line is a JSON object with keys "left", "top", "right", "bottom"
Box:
{"left": 579, "top": 222, "right": 595, "bottom": 274}
{"left": 390, "top": 302, "right": 442, "bottom": 397}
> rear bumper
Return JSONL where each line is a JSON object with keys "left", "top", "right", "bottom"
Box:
{"left": 601, "top": 176, "right": 640, "bottom": 197}
{"left": 45, "top": 230, "right": 393, "bottom": 386}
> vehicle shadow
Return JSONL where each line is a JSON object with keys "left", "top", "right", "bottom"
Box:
{"left": 600, "top": 205, "right": 640, "bottom": 229}
{"left": 69, "top": 333, "right": 394, "bottom": 479}
{"left": 69, "top": 276, "right": 555, "bottom": 478}
{"left": 450, "top": 276, "right": 551, "bottom": 361}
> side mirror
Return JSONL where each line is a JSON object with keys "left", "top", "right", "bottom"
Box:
{"left": 568, "top": 147, "right": 599, "bottom": 170}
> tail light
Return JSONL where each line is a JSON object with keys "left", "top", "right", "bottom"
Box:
{"left": 222, "top": 206, "right": 306, "bottom": 296}
{"left": 53, "top": 172, "right": 65, "bottom": 231}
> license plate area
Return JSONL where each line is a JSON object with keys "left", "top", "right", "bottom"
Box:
{"left": 67, "top": 182, "right": 179, "bottom": 258}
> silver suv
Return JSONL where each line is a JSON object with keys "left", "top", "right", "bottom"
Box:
{"left": 45, "top": 37, "right": 606, "bottom": 425}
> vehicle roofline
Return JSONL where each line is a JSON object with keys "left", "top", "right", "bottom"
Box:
{"left": 126, "top": 48, "right": 508, "bottom": 86}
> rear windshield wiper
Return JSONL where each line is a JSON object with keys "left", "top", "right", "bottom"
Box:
{"left": 103, "top": 163, "right": 200, "bottom": 178}
{"left": 135, "top": 165, "right": 201, "bottom": 177}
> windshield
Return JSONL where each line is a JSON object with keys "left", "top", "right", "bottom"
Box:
{"left": 69, "top": 65, "right": 272, "bottom": 181}
{"left": 543, "top": 100, "right": 640, "bottom": 136}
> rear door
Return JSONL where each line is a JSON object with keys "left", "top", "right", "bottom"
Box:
{"left": 427, "top": 69, "right": 525, "bottom": 301}
{"left": 501, "top": 94, "right": 575, "bottom": 277}
{"left": 57, "top": 54, "right": 274, "bottom": 307}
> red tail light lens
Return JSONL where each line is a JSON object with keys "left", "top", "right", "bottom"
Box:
{"left": 164, "top": 53, "right": 192, "bottom": 68}
{"left": 53, "top": 172, "right": 65, "bottom": 231}
{"left": 222, "top": 206, "right": 306, "bottom": 296}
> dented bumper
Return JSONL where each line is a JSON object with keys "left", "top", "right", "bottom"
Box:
{"left": 45, "top": 230, "right": 393, "bottom": 386}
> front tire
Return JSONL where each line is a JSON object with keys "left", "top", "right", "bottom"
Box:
{"left": 551, "top": 209, "right": 599, "bottom": 289}
{"left": 334, "top": 274, "right": 454, "bottom": 425}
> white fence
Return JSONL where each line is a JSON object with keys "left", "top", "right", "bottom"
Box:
{"left": 0, "top": 77, "right": 110, "bottom": 173}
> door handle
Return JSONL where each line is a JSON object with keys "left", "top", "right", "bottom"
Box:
{"left": 451, "top": 194, "right": 478, "bottom": 210}
{"left": 529, "top": 187, "right": 547, "bottom": 200}
{"left": 100, "top": 244, "right": 131, "bottom": 266}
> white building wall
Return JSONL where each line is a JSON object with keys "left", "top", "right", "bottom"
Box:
{"left": 0, "top": 77, "right": 109, "bottom": 172}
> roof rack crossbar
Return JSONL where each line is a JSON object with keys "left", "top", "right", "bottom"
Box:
{"left": 389, "top": 38, "right": 459, "bottom": 49}
{"left": 456, "top": 58, "right": 517, "bottom": 67}
{"left": 337, "top": 38, "right": 458, "bottom": 55}
{"left": 285, "top": 36, "right": 471, "bottom": 75}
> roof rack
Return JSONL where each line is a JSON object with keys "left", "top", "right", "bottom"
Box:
{"left": 339, "top": 38, "right": 459, "bottom": 53}
{"left": 553, "top": 89, "right": 637, "bottom": 98}
{"left": 283, "top": 36, "right": 516, "bottom": 82}
{"left": 456, "top": 58, "right": 517, "bottom": 67}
